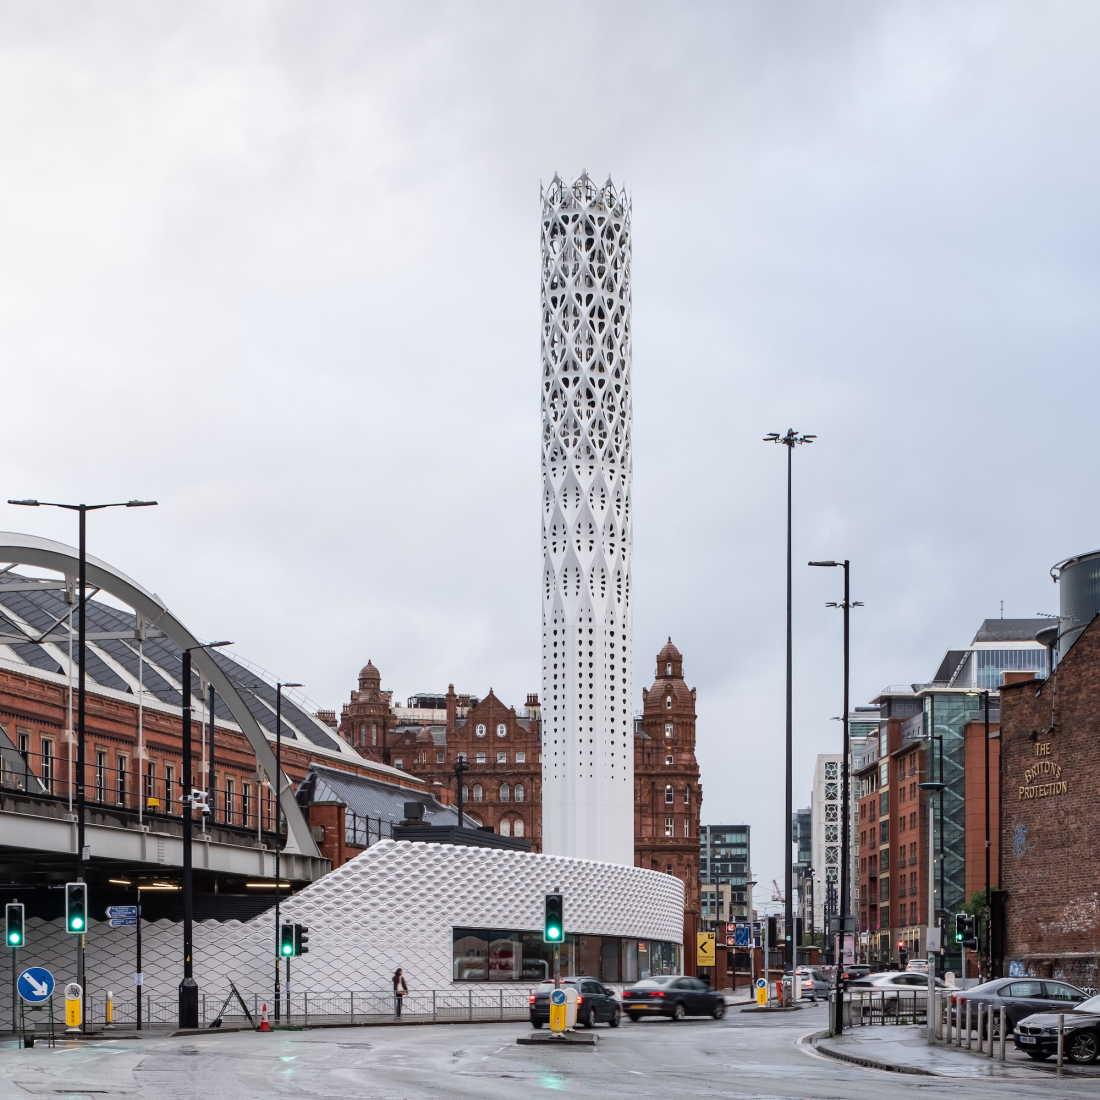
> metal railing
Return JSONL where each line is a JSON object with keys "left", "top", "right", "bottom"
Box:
{"left": 346, "top": 814, "right": 395, "bottom": 850}
{"left": 837, "top": 990, "right": 928, "bottom": 1026}
{"left": 84, "top": 988, "right": 534, "bottom": 1028}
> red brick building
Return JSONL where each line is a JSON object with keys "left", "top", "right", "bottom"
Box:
{"left": 1000, "top": 617, "right": 1100, "bottom": 988}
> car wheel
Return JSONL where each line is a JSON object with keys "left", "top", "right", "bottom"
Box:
{"left": 532, "top": 1020, "right": 543, "bottom": 1029}
{"left": 628, "top": 1013, "right": 641, "bottom": 1023}
{"left": 671, "top": 1002, "right": 686, "bottom": 1021}
{"left": 712, "top": 1002, "right": 725, "bottom": 1020}
{"left": 1068, "top": 1031, "right": 1100, "bottom": 1065}
{"left": 585, "top": 1007, "right": 597, "bottom": 1029}
{"left": 609, "top": 1008, "right": 621, "bottom": 1028}
{"left": 1026, "top": 1051, "right": 1050, "bottom": 1061}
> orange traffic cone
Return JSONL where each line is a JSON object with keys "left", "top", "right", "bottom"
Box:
{"left": 259, "top": 1003, "right": 271, "bottom": 1031}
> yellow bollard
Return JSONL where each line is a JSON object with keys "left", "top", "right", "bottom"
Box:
{"left": 106, "top": 990, "right": 114, "bottom": 1028}
{"left": 549, "top": 989, "right": 567, "bottom": 1032}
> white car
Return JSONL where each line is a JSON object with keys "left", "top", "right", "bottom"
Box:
{"left": 906, "top": 959, "right": 931, "bottom": 974}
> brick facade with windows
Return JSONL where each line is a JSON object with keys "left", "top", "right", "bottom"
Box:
{"left": 999, "top": 617, "right": 1100, "bottom": 988}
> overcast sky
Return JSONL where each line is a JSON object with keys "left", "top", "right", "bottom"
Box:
{"left": 2, "top": 2, "right": 1098, "bottom": 901}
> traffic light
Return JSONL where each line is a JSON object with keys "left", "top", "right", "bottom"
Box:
{"left": 65, "top": 883, "right": 87, "bottom": 934}
{"left": 293, "top": 923, "right": 309, "bottom": 956}
{"left": 280, "top": 922, "right": 295, "bottom": 957}
{"left": 544, "top": 893, "right": 563, "bottom": 943}
{"left": 5, "top": 902, "right": 24, "bottom": 948}
{"left": 954, "top": 912, "right": 967, "bottom": 944}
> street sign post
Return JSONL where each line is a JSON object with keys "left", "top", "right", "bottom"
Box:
{"left": 17, "top": 967, "right": 54, "bottom": 1003}
{"left": 733, "top": 923, "right": 750, "bottom": 948}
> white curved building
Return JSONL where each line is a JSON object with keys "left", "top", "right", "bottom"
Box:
{"left": 541, "top": 172, "right": 634, "bottom": 865}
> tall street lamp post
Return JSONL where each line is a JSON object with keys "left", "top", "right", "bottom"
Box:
{"left": 179, "top": 641, "right": 232, "bottom": 1029}
{"left": 809, "top": 558, "right": 863, "bottom": 1034}
{"left": 764, "top": 430, "right": 814, "bottom": 971}
{"left": 274, "top": 681, "right": 301, "bottom": 1023}
{"left": 7, "top": 498, "right": 156, "bottom": 1007}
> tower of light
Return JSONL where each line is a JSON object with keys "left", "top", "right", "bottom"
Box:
{"left": 540, "top": 172, "right": 633, "bottom": 865}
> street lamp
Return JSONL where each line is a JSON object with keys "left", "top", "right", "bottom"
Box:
{"left": 179, "top": 640, "right": 232, "bottom": 1029}
{"left": 809, "top": 558, "right": 863, "bottom": 1034}
{"left": 8, "top": 497, "right": 156, "bottom": 1012}
{"left": 274, "top": 681, "right": 301, "bottom": 1023}
{"left": 764, "top": 429, "right": 814, "bottom": 972}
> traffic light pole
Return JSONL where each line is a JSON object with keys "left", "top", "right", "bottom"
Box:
{"left": 179, "top": 647, "right": 198, "bottom": 1030}
{"left": 553, "top": 944, "right": 559, "bottom": 991}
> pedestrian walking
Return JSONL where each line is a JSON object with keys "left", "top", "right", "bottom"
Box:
{"left": 393, "top": 968, "right": 408, "bottom": 1017}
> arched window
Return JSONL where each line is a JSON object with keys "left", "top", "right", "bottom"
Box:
{"left": 665, "top": 723, "right": 673, "bottom": 738}
{"left": 666, "top": 662, "right": 672, "bottom": 676}
{"left": 500, "top": 783, "right": 510, "bottom": 802}
{"left": 500, "top": 819, "right": 511, "bottom": 836}
{"left": 684, "top": 788, "right": 690, "bottom": 805}
{"left": 665, "top": 784, "right": 674, "bottom": 804}
{"left": 514, "top": 819, "right": 524, "bottom": 837}
{"left": 473, "top": 783, "right": 483, "bottom": 802}
{"left": 359, "top": 723, "right": 366, "bottom": 744}
{"left": 514, "top": 783, "right": 525, "bottom": 803}
{"left": 372, "top": 723, "right": 378, "bottom": 746}
{"left": 462, "top": 784, "right": 469, "bottom": 801}
{"left": 665, "top": 696, "right": 672, "bottom": 709}
{"left": 496, "top": 723, "right": 507, "bottom": 738}
{"left": 476, "top": 724, "right": 487, "bottom": 737}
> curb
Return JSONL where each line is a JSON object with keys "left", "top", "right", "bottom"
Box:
{"left": 806, "top": 1031, "right": 938, "bottom": 1076}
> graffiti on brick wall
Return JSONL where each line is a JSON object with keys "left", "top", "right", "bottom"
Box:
{"left": 1012, "top": 818, "right": 1029, "bottom": 859}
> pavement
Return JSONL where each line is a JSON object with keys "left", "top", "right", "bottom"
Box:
{"left": 814, "top": 1024, "right": 1100, "bottom": 1080}
{"left": 1, "top": 998, "right": 1098, "bottom": 1098}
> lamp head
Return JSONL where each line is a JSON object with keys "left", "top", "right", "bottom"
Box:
{"left": 7, "top": 499, "right": 38, "bottom": 506}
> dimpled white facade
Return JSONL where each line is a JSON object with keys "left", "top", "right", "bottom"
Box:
{"left": 541, "top": 172, "right": 634, "bottom": 865}
{"left": 13, "top": 841, "right": 684, "bottom": 1012}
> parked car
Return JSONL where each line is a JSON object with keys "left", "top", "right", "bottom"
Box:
{"left": 622, "top": 976, "right": 726, "bottom": 1022}
{"left": 1014, "top": 993, "right": 1100, "bottom": 1063}
{"left": 528, "top": 978, "right": 621, "bottom": 1029}
{"left": 950, "top": 978, "right": 1089, "bottom": 1042}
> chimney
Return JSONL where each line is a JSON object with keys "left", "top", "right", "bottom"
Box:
{"left": 446, "top": 683, "right": 457, "bottom": 731}
{"left": 315, "top": 709, "right": 337, "bottom": 729}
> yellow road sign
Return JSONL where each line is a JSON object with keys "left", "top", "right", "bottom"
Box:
{"left": 696, "top": 931, "right": 716, "bottom": 966}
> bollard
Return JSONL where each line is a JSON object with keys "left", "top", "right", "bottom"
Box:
{"left": 106, "top": 991, "right": 114, "bottom": 1029}
{"left": 966, "top": 1000, "right": 972, "bottom": 1050}
{"left": 999, "top": 1006, "right": 1006, "bottom": 1061}
{"left": 1057, "top": 1014, "right": 1064, "bottom": 1072}
{"left": 942, "top": 994, "right": 949, "bottom": 1043}
{"left": 988, "top": 1003, "right": 995, "bottom": 1059}
{"left": 977, "top": 1004, "right": 984, "bottom": 1054}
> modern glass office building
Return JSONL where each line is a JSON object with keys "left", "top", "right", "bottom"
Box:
{"left": 699, "top": 824, "right": 751, "bottom": 920}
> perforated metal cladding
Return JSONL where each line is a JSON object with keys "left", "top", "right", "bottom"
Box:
{"left": 541, "top": 172, "right": 634, "bottom": 865}
{"left": 11, "top": 841, "right": 682, "bottom": 1013}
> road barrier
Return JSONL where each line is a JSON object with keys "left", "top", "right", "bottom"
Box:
{"left": 834, "top": 991, "right": 928, "bottom": 1027}
{"left": 81, "top": 987, "right": 534, "bottom": 1028}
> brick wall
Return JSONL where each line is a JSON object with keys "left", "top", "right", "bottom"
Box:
{"left": 1000, "top": 617, "right": 1100, "bottom": 987}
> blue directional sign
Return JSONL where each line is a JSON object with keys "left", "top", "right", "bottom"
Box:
{"left": 733, "top": 923, "right": 750, "bottom": 947}
{"left": 105, "top": 906, "right": 137, "bottom": 919}
{"left": 549, "top": 989, "right": 566, "bottom": 1005}
{"left": 17, "top": 967, "right": 54, "bottom": 1003}
{"left": 109, "top": 918, "right": 137, "bottom": 928}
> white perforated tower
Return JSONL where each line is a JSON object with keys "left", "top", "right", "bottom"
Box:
{"left": 540, "top": 172, "right": 634, "bottom": 866}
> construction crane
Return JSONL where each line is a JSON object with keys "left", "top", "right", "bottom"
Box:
{"left": 771, "top": 879, "right": 784, "bottom": 903}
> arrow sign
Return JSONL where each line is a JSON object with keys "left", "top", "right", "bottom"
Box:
{"left": 109, "top": 918, "right": 137, "bottom": 927}
{"left": 106, "top": 906, "right": 137, "bottom": 920}
{"left": 17, "top": 967, "right": 54, "bottom": 1003}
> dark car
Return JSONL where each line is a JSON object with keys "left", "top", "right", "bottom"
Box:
{"left": 789, "top": 969, "right": 830, "bottom": 1002}
{"left": 622, "top": 976, "right": 726, "bottom": 1022}
{"left": 840, "top": 965, "right": 869, "bottom": 981}
{"left": 1015, "top": 993, "right": 1100, "bottom": 1063}
{"left": 528, "top": 978, "right": 621, "bottom": 1029}
{"left": 951, "top": 977, "right": 1088, "bottom": 1041}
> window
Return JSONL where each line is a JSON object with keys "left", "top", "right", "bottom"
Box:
{"left": 500, "top": 783, "right": 510, "bottom": 802}
{"left": 825, "top": 783, "right": 838, "bottom": 800}
{"left": 665, "top": 697, "right": 671, "bottom": 709}
{"left": 665, "top": 754, "right": 673, "bottom": 765}
{"left": 242, "top": 783, "right": 250, "bottom": 825}
{"left": 880, "top": 878, "right": 890, "bottom": 901}
{"left": 437, "top": 752, "right": 444, "bottom": 763}
{"left": 683, "top": 788, "right": 690, "bottom": 805}
{"left": 899, "top": 815, "right": 906, "bottom": 833}
{"left": 462, "top": 784, "right": 469, "bottom": 801}
{"left": 500, "top": 819, "right": 511, "bottom": 836}
{"left": 683, "top": 819, "right": 690, "bottom": 837}
{"left": 516, "top": 752, "right": 525, "bottom": 763}
{"left": 665, "top": 723, "right": 673, "bottom": 738}
{"left": 665, "top": 785, "right": 674, "bottom": 804}
{"left": 497, "top": 751, "right": 507, "bottom": 764}
{"left": 145, "top": 762, "right": 156, "bottom": 802}
{"left": 824, "top": 825, "right": 838, "bottom": 843}
{"left": 880, "top": 848, "right": 890, "bottom": 872}
{"left": 40, "top": 739, "right": 53, "bottom": 792}
{"left": 879, "top": 791, "right": 889, "bottom": 815}
{"left": 96, "top": 751, "right": 108, "bottom": 801}
{"left": 515, "top": 784, "right": 524, "bottom": 802}
{"left": 496, "top": 723, "right": 507, "bottom": 738}
{"left": 910, "top": 812, "right": 917, "bottom": 830}
{"left": 826, "top": 846, "right": 838, "bottom": 864}
{"left": 1044, "top": 982, "right": 1083, "bottom": 1002}
{"left": 117, "top": 756, "right": 127, "bottom": 805}
{"left": 394, "top": 757, "right": 403, "bottom": 770}
{"left": 225, "top": 777, "right": 234, "bottom": 823}
{"left": 371, "top": 723, "right": 377, "bottom": 746}
{"left": 514, "top": 819, "right": 524, "bottom": 837}
{"left": 165, "top": 765, "right": 175, "bottom": 812}
{"left": 824, "top": 761, "right": 838, "bottom": 780}
{"left": 665, "top": 818, "right": 674, "bottom": 837}
{"left": 1006, "top": 981, "right": 1043, "bottom": 998}
{"left": 476, "top": 724, "right": 487, "bottom": 737}
{"left": 457, "top": 752, "right": 467, "bottom": 763}
{"left": 879, "top": 762, "right": 888, "bottom": 786}
{"left": 473, "top": 784, "right": 483, "bottom": 802}
{"left": 666, "top": 662, "right": 672, "bottom": 675}
{"left": 825, "top": 804, "right": 838, "bottom": 822}
{"left": 880, "top": 820, "right": 889, "bottom": 843}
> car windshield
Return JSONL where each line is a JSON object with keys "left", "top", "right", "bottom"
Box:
{"left": 1076, "top": 994, "right": 1100, "bottom": 1013}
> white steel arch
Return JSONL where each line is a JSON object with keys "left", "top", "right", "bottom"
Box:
{"left": 0, "top": 531, "right": 320, "bottom": 858}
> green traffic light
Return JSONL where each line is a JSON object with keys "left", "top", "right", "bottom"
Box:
{"left": 8, "top": 933, "right": 18, "bottom": 944}
{"left": 71, "top": 917, "right": 83, "bottom": 930}
{"left": 548, "top": 927, "right": 560, "bottom": 940}
{"left": 281, "top": 945, "right": 292, "bottom": 955}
